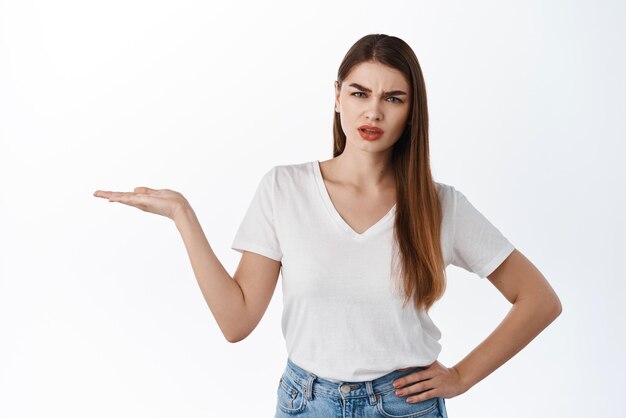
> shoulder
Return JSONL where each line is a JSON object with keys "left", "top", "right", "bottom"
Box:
{"left": 266, "top": 160, "right": 315, "bottom": 184}
{"left": 434, "top": 181, "right": 470, "bottom": 222}
{"left": 434, "top": 181, "right": 457, "bottom": 205}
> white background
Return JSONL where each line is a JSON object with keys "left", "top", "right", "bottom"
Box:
{"left": 1, "top": 0, "right": 624, "bottom": 416}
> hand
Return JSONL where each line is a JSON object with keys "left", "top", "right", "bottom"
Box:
{"left": 392, "top": 360, "right": 468, "bottom": 403}
{"left": 93, "top": 187, "right": 190, "bottom": 221}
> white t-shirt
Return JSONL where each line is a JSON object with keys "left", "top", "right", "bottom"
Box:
{"left": 231, "top": 160, "right": 515, "bottom": 382}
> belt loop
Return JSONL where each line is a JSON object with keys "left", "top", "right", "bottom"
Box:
{"left": 304, "top": 372, "right": 316, "bottom": 401}
{"left": 365, "top": 381, "right": 377, "bottom": 405}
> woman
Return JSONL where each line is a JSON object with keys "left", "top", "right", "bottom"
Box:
{"left": 94, "top": 34, "right": 562, "bottom": 418}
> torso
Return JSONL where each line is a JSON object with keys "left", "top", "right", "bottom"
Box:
{"left": 318, "top": 159, "right": 397, "bottom": 235}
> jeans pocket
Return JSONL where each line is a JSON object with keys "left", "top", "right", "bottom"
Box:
{"left": 276, "top": 372, "right": 307, "bottom": 415}
{"left": 438, "top": 397, "right": 448, "bottom": 418}
{"left": 376, "top": 390, "right": 439, "bottom": 418}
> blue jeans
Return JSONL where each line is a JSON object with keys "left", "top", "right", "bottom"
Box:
{"left": 275, "top": 357, "right": 449, "bottom": 418}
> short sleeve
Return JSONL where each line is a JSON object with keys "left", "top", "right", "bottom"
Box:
{"left": 231, "top": 166, "right": 283, "bottom": 262}
{"left": 450, "top": 186, "right": 515, "bottom": 278}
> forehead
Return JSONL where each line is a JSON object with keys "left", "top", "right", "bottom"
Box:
{"left": 343, "top": 61, "right": 409, "bottom": 90}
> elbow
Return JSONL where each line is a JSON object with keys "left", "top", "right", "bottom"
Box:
{"left": 225, "top": 330, "right": 249, "bottom": 344}
{"left": 218, "top": 318, "right": 249, "bottom": 343}
{"left": 552, "top": 297, "right": 563, "bottom": 317}
{"left": 224, "top": 335, "right": 246, "bottom": 344}
{"left": 519, "top": 293, "right": 562, "bottom": 319}
{"left": 542, "top": 294, "right": 562, "bottom": 320}
{"left": 549, "top": 286, "right": 563, "bottom": 316}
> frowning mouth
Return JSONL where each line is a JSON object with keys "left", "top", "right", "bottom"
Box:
{"left": 358, "top": 125, "right": 384, "bottom": 134}
{"left": 358, "top": 125, "right": 384, "bottom": 140}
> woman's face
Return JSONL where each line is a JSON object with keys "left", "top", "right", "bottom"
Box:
{"left": 335, "top": 60, "right": 411, "bottom": 153}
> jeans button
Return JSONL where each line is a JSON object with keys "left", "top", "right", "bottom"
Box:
{"left": 340, "top": 384, "right": 351, "bottom": 393}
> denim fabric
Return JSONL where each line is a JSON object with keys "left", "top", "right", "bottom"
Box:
{"left": 275, "top": 357, "right": 449, "bottom": 418}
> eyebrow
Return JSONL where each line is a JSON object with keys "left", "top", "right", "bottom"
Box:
{"left": 348, "top": 82, "right": 407, "bottom": 96}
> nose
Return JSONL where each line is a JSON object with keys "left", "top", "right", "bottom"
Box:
{"left": 364, "top": 101, "right": 383, "bottom": 121}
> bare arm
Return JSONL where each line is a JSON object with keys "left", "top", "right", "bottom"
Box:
{"left": 94, "top": 187, "right": 280, "bottom": 343}
{"left": 174, "top": 204, "right": 280, "bottom": 343}
{"left": 174, "top": 204, "right": 247, "bottom": 342}
{"left": 391, "top": 250, "right": 562, "bottom": 403}
{"left": 452, "top": 249, "right": 563, "bottom": 391}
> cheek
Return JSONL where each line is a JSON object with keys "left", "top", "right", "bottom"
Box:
{"left": 339, "top": 108, "right": 360, "bottom": 127}
{"left": 339, "top": 116, "right": 356, "bottom": 138}
{"left": 396, "top": 110, "right": 411, "bottom": 127}
{"left": 340, "top": 102, "right": 359, "bottom": 117}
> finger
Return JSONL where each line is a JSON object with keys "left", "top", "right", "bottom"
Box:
{"left": 108, "top": 192, "right": 152, "bottom": 210}
{"left": 94, "top": 191, "right": 126, "bottom": 199}
{"left": 133, "top": 187, "right": 158, "bottom": 194}
{"left": 106, "top": 191, "right": 141, "bottom": 203}
{"left": 94, "top": 190, "right": 117, "bottom": 198}
{"left": 394, "top": 369, "right": 435, "bottom": 389}
{"left": 395, "top": 373, "right": 435, "bottom": 395}
{"left": 406, "top": 388, "right": 439, "bottom": 404}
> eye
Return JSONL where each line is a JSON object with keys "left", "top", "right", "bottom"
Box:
{"left": 387, "top": 97, "right": 403, "bottom": 103}
{"left": 350, "top": 92, "right": 403, "bottom": 104}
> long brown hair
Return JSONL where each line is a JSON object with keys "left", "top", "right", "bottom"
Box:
{"left": 332, "top": 34, "right": 446, "bottom": 314}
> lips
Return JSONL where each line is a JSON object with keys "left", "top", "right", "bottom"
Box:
{"left": 359, "top": 125, "right": 384, "bottom": 134}
{"left": 358, "top": 125, "right": 384, "bottom": 141}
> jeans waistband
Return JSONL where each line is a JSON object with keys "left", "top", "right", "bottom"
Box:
{"left": 284, "top": 357, "right": 426, "bottom": 401}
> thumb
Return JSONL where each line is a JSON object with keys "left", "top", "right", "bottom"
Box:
{"left": 133, "top": 187, "right": 156, "bottom": 194}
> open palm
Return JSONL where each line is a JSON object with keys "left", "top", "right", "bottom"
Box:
{"left": 93, "top": 187, "right": 189, "bottom": 220}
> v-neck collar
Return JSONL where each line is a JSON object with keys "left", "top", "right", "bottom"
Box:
{"left": 312, "top": 160, "right": 396, "bottom": 240}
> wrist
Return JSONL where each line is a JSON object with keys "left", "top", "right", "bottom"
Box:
{"left": 173, "top": 202, "right": 194, "bottom": 224}
{"left": 452, "top": 365, "right": 474, "bottom": 393}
